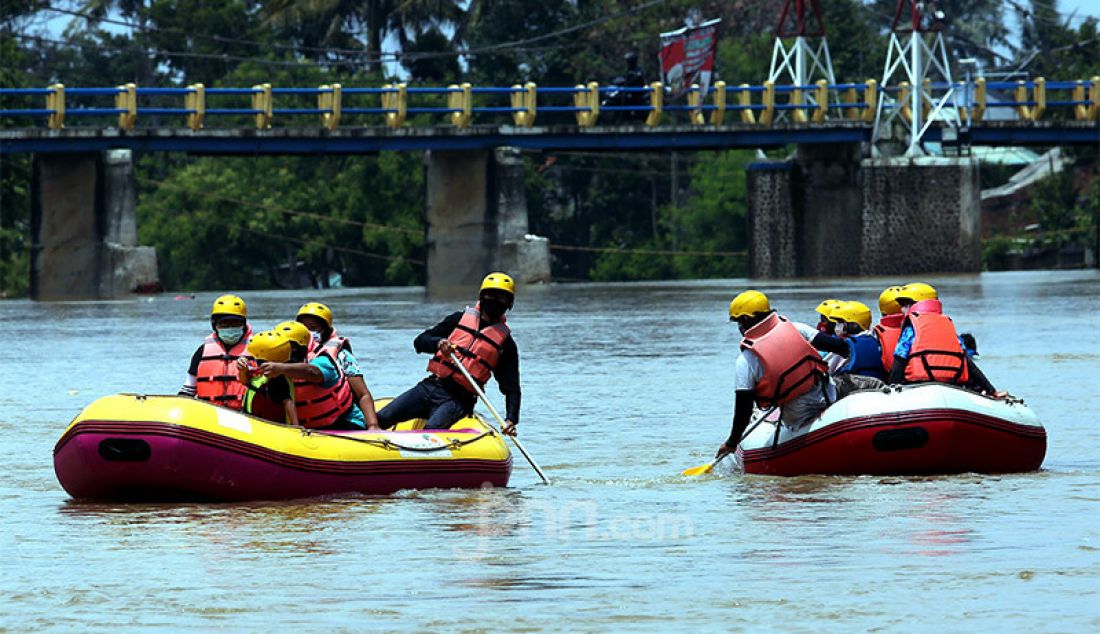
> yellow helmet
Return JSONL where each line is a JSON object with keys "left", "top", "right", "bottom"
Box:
{"left": 878, "top": 286, "right": 904, "bottom": 316}
{"left": 815, "top": 299, "right": 844, "bottom": 320}
{"left": 834, "top": 301, "right": 872, "bottom": 331}
{"left": 897, "top": 282, "right": 938, "bottom": 304}
{"left": 296, "top": 302, "right": 333, "bottom": 328}
{"left": 246, "top": 330, "right": 293, "bottom": 363}
{"left": 212, "top": 294, "right": 247, "bottom": 318}
{"left": 274, "top": 320, "right": 312, "bottom": 348}
{"left": 480, "top": 272, "right": 516, "bottom": 297}
{"left": 728, "top": 290, "right": 770, "bottom": 320}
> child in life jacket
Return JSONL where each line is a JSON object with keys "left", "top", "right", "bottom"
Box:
{"left": 236, "top": 330, "right": 299, "bottom": 426}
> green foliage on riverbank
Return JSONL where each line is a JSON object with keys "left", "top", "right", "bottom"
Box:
{"left": 2, "top": 1, "right": 1099, "bottom": 294}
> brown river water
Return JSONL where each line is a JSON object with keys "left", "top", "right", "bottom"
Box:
{"left": 2, "top": 271, "right": 1098, "bottom": 631}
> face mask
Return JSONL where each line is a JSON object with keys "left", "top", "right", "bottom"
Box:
{"left": 480, "top": 299, "right": 507, "bottom": 319}
{"left": 217, "top": 326, "right": 244, "bottom": 345}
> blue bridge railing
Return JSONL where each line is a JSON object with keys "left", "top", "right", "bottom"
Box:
{"left": 1, "top": 78, "right": 1097, "bottom": 131}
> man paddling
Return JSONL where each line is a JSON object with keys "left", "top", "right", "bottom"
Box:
{"left": 377, "top": 272, "right": 521, "bottom": 433}
{"left": 716, "top": 290, "right": 851, "bottom": 462}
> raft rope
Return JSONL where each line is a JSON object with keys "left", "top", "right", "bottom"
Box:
{"left": 307, "top": 428, "right": 495, "bottom": 452}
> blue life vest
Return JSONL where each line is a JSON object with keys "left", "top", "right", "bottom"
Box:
{"left": 838, "top": 334, "right": 887, "bottom": 380}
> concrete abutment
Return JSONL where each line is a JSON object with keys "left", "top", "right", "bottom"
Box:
{"left": 31, "top": 150, "right": 158, "bottom": 300}
{"left": 747, "top": 146, "right": 981, "bottom": 277}
{"left": 425, "top": 147, "right": 550, "bottom": 294}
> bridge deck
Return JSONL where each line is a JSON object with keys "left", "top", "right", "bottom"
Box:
{"left": 1, "top": 120, "right": 1094, "bottom": 154}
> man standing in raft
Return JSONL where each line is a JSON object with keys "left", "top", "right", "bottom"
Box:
{"left": 377, "top": 272, "right": 521, "bottom": 433}
{"left": 179, "top": 294, "right": 252, "bottom": 411}
{"left": 716, "top": 290, "right": 850, "bottom": 462}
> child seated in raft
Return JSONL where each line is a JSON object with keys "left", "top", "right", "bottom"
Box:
{"left": 236, "top": 330, "right": 299, "bottom": 426}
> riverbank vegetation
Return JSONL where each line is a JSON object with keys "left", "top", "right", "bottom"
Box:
{"left": 2, "top": 0, "right": 1098, "bottom": 294}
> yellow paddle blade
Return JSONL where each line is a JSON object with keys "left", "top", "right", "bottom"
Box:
{"left": 682, "top": 461, "right": 716, "bottom": 477}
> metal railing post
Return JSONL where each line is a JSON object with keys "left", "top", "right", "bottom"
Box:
{"left": 47, "top": 83, "right": 65, "bottom": 129}
{"left": 645, "top": 81, "right": 663, "bottom": 126}
{"left": 186, "top": 83, "right": 205, "bottom": 130}
{"left": 710, "top": 81, "right": 726, "bottom": 125}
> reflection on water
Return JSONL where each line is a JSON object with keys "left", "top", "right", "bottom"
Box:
{"left": 2, "top": 271, "right": 1099, "bottom": 630}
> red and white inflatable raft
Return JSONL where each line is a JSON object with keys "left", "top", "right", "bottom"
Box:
{"left": 735, "top": 384, "right": 1046, "bottom": 476}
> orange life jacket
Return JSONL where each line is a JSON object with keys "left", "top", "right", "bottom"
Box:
{"left": 740, "top": 312, "right": 827, "bottom": 408}
{"left": 194, "top": 327, "right": 253, "bottom": 410}
{"left": 427, "top": 304, "right": 511, "bottom": 393}
{"left": 903, "top": 299, "right": 970, "bottom": 384}
{"left": 293, "top": 338, "right": 355, "bottom": 429}
{"left": 872, "top": 312, "right": 905, "bottom": 372}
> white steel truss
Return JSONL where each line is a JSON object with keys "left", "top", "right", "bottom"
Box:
{"left": 873, "top": 29, "right": 960, "bottom": 156}
{"left": 768, "top": 35, "right": 837, "bottom": 122}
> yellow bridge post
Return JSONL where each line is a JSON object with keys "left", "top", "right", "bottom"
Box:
{"left": 511, "top": 82, "right": 537, "bottom": 127}
{"left": 898, "top": 81, "right": 912, "bottom": 123}
{"left": 1088, "top": 77, "right": 1100, "bottom": 121}
{"left": 47, "top": 83, "right": 64, "bottom": 129}
{"left": 844, "top": 85, "right": 858, "bottom": 121}
{"left": 319, "top": 83, "right": 342, "bottom": 130}
{"left": 252, "top": 83, "right": 272, "bottom": 129}
{"left": 185, "top": 83, "right": 205, "bottom": 130}
{"left": 761, "top": 81, "right": 775, "bottom": 126}
{"left": 972, "top": 78, "right": 986, "bottom": 123}
{"left": 812, "top": 79, "right": 828, "bottom": 123}
{"left": 645, "top": 81, "right": 663, "bottom": 126}
{"left": 448, "top": 82, "right": 472, "bottom": 128}
{"left": 574, "top": 82, "right": 599, "bottom": 126}
{"left": 382, "top": 83, "right": 408, "bottom": 128}
{"left": 862, "top": 80, "right": 877, "bottom": 123}
{"left": 1031, "top": 77, "right": 1046, "bottom": 121}
{"left": 1014, "top": 80, "right": 1032, "bottom": 121}
{"left": 688, "top": 84, "right": 703, "bottom": 125}
{"left": 115, "top": 83, "right": 137, "bottom": 130}
{"left": 738, "top": 84, "right": 755, "bottom": 124}
{"left": 710, "top": 81, "right": 726, "bottom": 125}
{"left": 792, "top": 83, "right": 806, "bottom": 124}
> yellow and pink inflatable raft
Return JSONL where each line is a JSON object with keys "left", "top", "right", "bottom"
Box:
{"left": 54, "top": 394, "right": 512, "bottom": 501}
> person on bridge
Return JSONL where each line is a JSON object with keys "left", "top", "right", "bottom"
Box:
{"left": 376, "top": 272, "right": 521, "bottom": 433}
{"left": 294, "top": 302, "right": 381, "bottom": 430}
{"left": 235, "top": 330, "right": 298, "bottom": 426}
{"left": 886, "top": 283, "right": 999, "bottom": 395}
{"left": 715, "top": 290, "right": 851, "bottom": 462}
{"left": 179, "top": 294, "right": 253, "bottom": 410}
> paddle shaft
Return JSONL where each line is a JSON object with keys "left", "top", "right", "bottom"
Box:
{"left": 448, "top": 351, "right": 551, "bottom": 485}
{"left": 687, "top": 406, "right": 778, "bottom": 475}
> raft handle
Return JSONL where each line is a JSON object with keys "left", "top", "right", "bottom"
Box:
{"left": 99, "top": 438, "right": 151, "bottom": 462}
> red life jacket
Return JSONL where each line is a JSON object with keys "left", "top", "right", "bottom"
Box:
{"left": 903, "top": 299, "right": 970, "bottom": 384}
{"left": 194, "top": 326, "right": 253, "bottom": 410}
{"left": 740, "top": 312, "right": 827, "bottom": 408}
{"left": 427, "top": 304, "right": 511, "bottom": 393}
{"left": 872, "top": 312, "right": 905, "bottom": 372}
{"left": 293, "top": 338, "right": 355, "bottom": 429}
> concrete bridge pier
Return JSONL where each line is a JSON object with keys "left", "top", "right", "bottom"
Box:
{"left": 425, "top": 147, "right": 550, "bottom": 294}
{"left": 747, "top": 145, "right": 981, "bottom": 277}
{"left": 31, "top": 150, "right": 158, "bottom": 300}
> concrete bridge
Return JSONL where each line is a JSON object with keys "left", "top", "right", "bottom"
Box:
{"left": 1, "top": 78, "right": 1098, "bottom": 299}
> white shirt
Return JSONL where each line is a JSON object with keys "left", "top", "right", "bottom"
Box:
{"left": 733, "top": 320, "right": 836, "bottom": 427}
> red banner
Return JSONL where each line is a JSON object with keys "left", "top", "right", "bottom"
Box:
{"left": 659, "top": 19, "right": 720, "bottom": 99}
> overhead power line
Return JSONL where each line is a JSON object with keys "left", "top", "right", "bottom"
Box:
{"left": 32, "top": 0, "right": 668, "bottom": 66}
